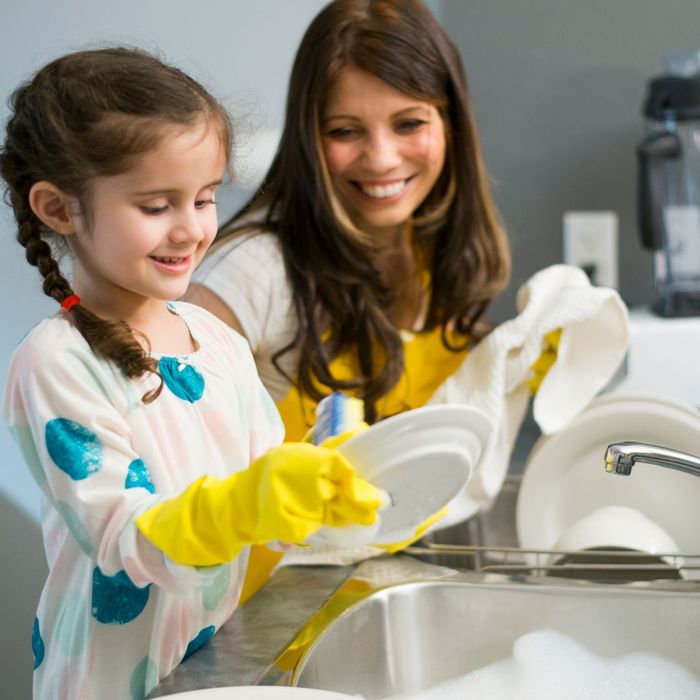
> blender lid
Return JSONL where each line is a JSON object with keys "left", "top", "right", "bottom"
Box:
{"left": 644, "top": 74, "right": 700, "bottom": 120}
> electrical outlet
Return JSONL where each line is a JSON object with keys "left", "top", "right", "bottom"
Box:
{"left": 563, "top": 211, "right": 618, "bottom": 288}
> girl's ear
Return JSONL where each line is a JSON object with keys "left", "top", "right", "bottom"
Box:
{"left": 28, "top": 181, "right": 78, "bottom": 236}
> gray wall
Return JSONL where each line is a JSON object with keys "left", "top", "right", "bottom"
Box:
{"left": 444, "top": 0, "right": 700, "bottom": 319}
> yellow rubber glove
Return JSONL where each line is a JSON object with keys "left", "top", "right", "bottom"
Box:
{"left": 375, "top": 506, "right": 448, "bottom": 554}
{"left": 524, "top": 328, "right": 562, "bottom": 395}
{"left": 240, "top": 424, "right": 375, "bottom": 606}
{"left": 135, "top": 442, "right": 385, "bottom": 567}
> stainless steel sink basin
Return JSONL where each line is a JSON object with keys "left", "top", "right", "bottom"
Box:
{"left": 148, "top": 476, "right": 700, "bottom": 698}
{"left": 290, "top": 557, "right": 700, "bottom": 698}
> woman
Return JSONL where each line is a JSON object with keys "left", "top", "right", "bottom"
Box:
{"left": 187, "top": 0, "right": 512, "bottom": 441}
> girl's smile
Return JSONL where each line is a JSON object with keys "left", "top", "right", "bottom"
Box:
{"left": 149, "top": 254, "right": 195, "bottom": 274}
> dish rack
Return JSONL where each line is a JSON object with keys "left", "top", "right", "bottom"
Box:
{"left": 412, "top": 476, "right": 700, "bottom": 584}
{"left": 405, "top": 543, "right": 700, "bottom": 582}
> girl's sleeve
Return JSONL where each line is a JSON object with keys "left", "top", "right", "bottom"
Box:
{"left": 3, "top": 334, "right": 218, "bottom": 593}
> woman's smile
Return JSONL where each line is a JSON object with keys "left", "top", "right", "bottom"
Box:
{"left": 322, "top": 66, "right": 446, "bottom": 243}
{"left": 354, "top": 177, "right": 414, "bottom": 200}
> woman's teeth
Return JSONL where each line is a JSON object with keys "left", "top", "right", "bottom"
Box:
{"left": 360, "top": 180, "right": 407, "bottom": 198}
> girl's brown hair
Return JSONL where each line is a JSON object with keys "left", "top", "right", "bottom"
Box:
{"left": 0, "top": 47, "right": 232, "bottom": 402}
{"left": 218, "top": 0, "right": 510, "bottom": 422}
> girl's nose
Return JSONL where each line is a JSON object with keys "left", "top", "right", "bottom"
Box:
{"left": 363, "top": 130, "right": 402, "bottom": 172}
{"left": 169, "top": 208, "right": 205, "bottom": 244}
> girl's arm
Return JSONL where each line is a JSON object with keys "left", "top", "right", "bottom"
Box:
{"left": 3, "top": 327, "right": 230, "bottom": 594}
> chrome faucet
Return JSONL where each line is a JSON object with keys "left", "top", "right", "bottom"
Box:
{"left": 605, "top": 442, "right": 700, "bottom": 478}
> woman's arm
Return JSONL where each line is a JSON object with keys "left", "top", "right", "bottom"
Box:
{"left": 182, "top": 283, "right": 246, "bottom": 336}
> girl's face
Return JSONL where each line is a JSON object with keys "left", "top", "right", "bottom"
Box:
{"left": 321, "top": 66, "right": 446, "bottom": 245}
{"left": 67, "top": 121, "right": 226, "bottom": 319}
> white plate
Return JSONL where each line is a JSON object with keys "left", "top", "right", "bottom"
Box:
{"left": 333, "top": 404, "right": 493, "bottom": 544}
{"left": 516, "top": 393, "right": 700, "bottom": 555}
{"left": 160, "top": 687, "right": 355, "bottom": 699}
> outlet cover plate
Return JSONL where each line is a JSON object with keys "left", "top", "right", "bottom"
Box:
{"left": 563, "top": 211, "right": 618, "bottom": 288}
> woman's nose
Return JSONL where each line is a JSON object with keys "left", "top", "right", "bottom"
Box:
{"left": 362, "top": 131, "right": 402, "bottom": 172}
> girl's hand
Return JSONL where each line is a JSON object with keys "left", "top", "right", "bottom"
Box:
{"left": 135, "top": 442, "right": 385, "bottom": 567}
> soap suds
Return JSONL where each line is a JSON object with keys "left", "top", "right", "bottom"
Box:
{"left": 391, "top": 629, "right": 700, "bottom": 700}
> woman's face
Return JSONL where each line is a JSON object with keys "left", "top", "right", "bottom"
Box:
{"left": 321, "top": 66, "right": 446, "bottom": 245}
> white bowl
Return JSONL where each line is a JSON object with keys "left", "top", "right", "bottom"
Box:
{"left": 516, "top": 393, "right": 700, "bottom": 559}
{"left": 551, "top": 505, "right": 681, "bottom": 562}
{"left": 161, "top": 688, "right": 356, "bottom": 699}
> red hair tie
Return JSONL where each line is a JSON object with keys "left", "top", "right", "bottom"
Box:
{"left": 60, "top": 294, "right": 81, "bottom": 312}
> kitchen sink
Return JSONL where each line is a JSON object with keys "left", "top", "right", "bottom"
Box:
{"left": 148, "top": 476, "right": 700, "bottom": 698}
{"left": 286, "top": 476, "right": 700, "bottom": 697}
{"left": 290, "top": 557, "right": 700, "bottom": 698}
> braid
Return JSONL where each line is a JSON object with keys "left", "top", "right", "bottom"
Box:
{"left": 13, "top": 195, "right": 164, "bottom": 402}
{"left": 0, "top": 48, "right": 230, "bottom": 403}
{"left": 16, "top": 205, "right": 72, "bottom": 302}
{"left": 0, "top": 47, "right": 232, "bottom": 402}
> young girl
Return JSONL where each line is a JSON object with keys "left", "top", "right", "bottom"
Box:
{"left": 0, "top": 47, "right": 383, "bottom": 700}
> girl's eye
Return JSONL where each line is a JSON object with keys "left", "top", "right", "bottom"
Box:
{"left": 195, "top": 198, "right": 216, "bottom": 209}
{"left": 141, "top": 205, "right": 168, "bottom": 215}
{"left": 395, "top": 119, "right": 426, "bottom": 134}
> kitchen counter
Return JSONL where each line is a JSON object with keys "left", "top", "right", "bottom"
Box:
{"left": 148, "top": 563, "right": 355, "bottom": 696}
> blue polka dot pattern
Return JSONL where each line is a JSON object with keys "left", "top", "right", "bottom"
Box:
{"left": 125, "top": 459, "right": 155, "bottom": 493}
{"left": 129, "top": 656, "right": 159, "bottom": 700}
{"left": 183, "top": 625, "right": 216, "bottom": 661}
{"left": 56, "top": 501, "right": 93, "bottom": 556}
{"left": 45, "top": 418, "right": 103, "bottom": 480}
{"left": 159, "top": 357, "right": 204, "bottom": 403}
{"left": 91, "top": 567, "right": 150, "bottom": 624}
{"left": 55, "top": 589, "right": 89, "bottom": 657}
{"left": 199, "top": 565, "right": 231, "bottom": 611}
{"left": 32, "top": 617, "right": 45, "bottom": 670}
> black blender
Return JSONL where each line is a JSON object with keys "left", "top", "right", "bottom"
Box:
{"left": 638, "top": 67, "right": 700, "bottom": 316}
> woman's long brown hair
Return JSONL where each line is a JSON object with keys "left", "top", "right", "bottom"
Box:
{"left": 0, "top": 47, "right": 232, "bottom": 402}
{"left": 217, "top": 0, "right": 510, "bottom": 421}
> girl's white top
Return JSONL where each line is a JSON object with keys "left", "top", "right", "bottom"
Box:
{"left": 2, "top": 301, "right": 284, "bottom": 700}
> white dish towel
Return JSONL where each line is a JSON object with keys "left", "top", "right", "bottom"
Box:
{"left": 278, "top": 265, "right": 629, "bottom": 566}
{"left": 428, "top": 264, "right": 629, "bottom": 528}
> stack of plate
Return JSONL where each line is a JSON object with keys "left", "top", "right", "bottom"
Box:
{"left": 160, "top": 688, "right": 355, "bottom": 699}
{"left": 516, "top": 393, "right": 700, "bottom": 558}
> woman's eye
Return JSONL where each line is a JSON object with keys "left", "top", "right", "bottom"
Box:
{"left": 395, "top": 119, "right": 426, "bottom": 134}
{"left": 327, "top": 127, "right": 359, "bottom": 140}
